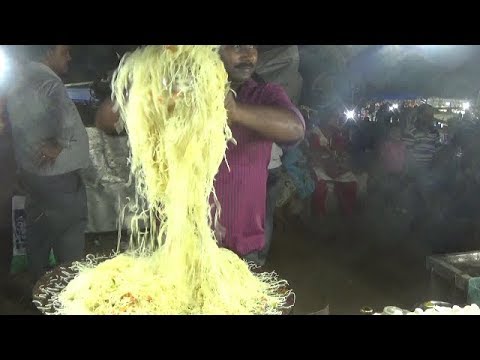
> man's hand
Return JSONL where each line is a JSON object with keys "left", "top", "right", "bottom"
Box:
{"left": 225, "top": 90, "right": 238, "bottom": 125}
{"left": 214, "top": 220, "right": 226, "bottom": 244}
{"left": 37, "top": 141, "right": 62, "bottom": 168}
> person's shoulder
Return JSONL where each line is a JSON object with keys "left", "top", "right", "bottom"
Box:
{"left": 241, "top": 78, "right": 304, "bottom": 135}
{"left": 24, "top": 63, "right": 63, "bottom": 95}
{"left": 259, "top": 81, "right": 288, "bottom": 96}
{"left": 243, "top": 78, "right": 288, "bottom": 98}
{"left": 26, "top": 62, "right": 53, "bottom": 79}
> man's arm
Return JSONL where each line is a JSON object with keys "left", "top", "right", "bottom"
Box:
{"left": 45, "top": 81, "right": 73, "bottom": 147}
{"left": 226, "top": 84, "right": 305, "bottom": 144}
{"left": 38, "top": 81, "right": 75, "bottom": 166}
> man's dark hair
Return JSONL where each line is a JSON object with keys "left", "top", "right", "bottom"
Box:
{"left": 25, "top": 45, "right": 56, "bottom": 61}
{"left": 91, "top": 70, "right": 115, "bottom": 103}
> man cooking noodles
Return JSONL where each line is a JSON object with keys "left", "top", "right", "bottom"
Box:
{"left": 95, "top": 45, "right": 305, "bottom": 265}
{"left": 214, "top": 45, "right": 305, "bottom": 264}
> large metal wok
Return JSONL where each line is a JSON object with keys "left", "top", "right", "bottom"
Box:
{"left": 32, "top": 257, "right": 295, "bottom": 315}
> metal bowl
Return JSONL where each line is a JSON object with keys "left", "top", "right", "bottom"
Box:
{"left": 32, "top": 259, "right": 295, "bottom": 315}
{"left": 32, "top": 262, "right": 80, "bottom": 315}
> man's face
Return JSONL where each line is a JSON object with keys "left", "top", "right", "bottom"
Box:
{"left": 46, "top": 45, "right": 72, "bottom": 76}
{"left": 219, "top": 45, "right": 258, "bottom": 84}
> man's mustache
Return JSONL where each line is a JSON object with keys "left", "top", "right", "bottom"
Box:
{"left": 235, "top": 62, "right": 255, "bottom": 69}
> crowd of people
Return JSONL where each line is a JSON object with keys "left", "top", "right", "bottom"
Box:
{"left": 272, "top": 98, "right": 480, "bottom": 255}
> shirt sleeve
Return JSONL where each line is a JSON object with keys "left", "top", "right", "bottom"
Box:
{"left": 262, "top": 83, "right": 305, "bottom": 130}
{"left": 44, "top": 80, "right": 76, "bottom": 149}
{"left": 261, "top": 83, "right": 305, "bottom": 149}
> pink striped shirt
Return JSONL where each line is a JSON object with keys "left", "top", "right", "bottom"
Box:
{"left": 213, "top": 79, "right": 304, "bottom": 256}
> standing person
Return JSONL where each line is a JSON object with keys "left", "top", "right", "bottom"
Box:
{"left": 309, "top": 112, "right": 358, "bottom": 218}
{"left": 7, "top": 45, "right": 90, "bottom": 281}
{"left": 215, "top": 45, "right": 305, "bottom": 264}
{"left": 402, "top": 104, "right": 442, "bottom": 238}
{"left": 403, "top": 104, "right": 441, "bottom": 173}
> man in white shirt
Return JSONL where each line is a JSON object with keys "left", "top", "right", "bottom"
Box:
{"left": 268, "top": 143, "right": 283, "bottom": 170}
{"left": 7, "top": 45, "right": 90, "bottom": 281}
{"left": 255, "top": 143, "right": 284, "bottom": 264}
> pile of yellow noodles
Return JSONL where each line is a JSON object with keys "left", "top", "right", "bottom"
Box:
{"left": 54, "top": 45, "right": 293, "bottom": 315}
